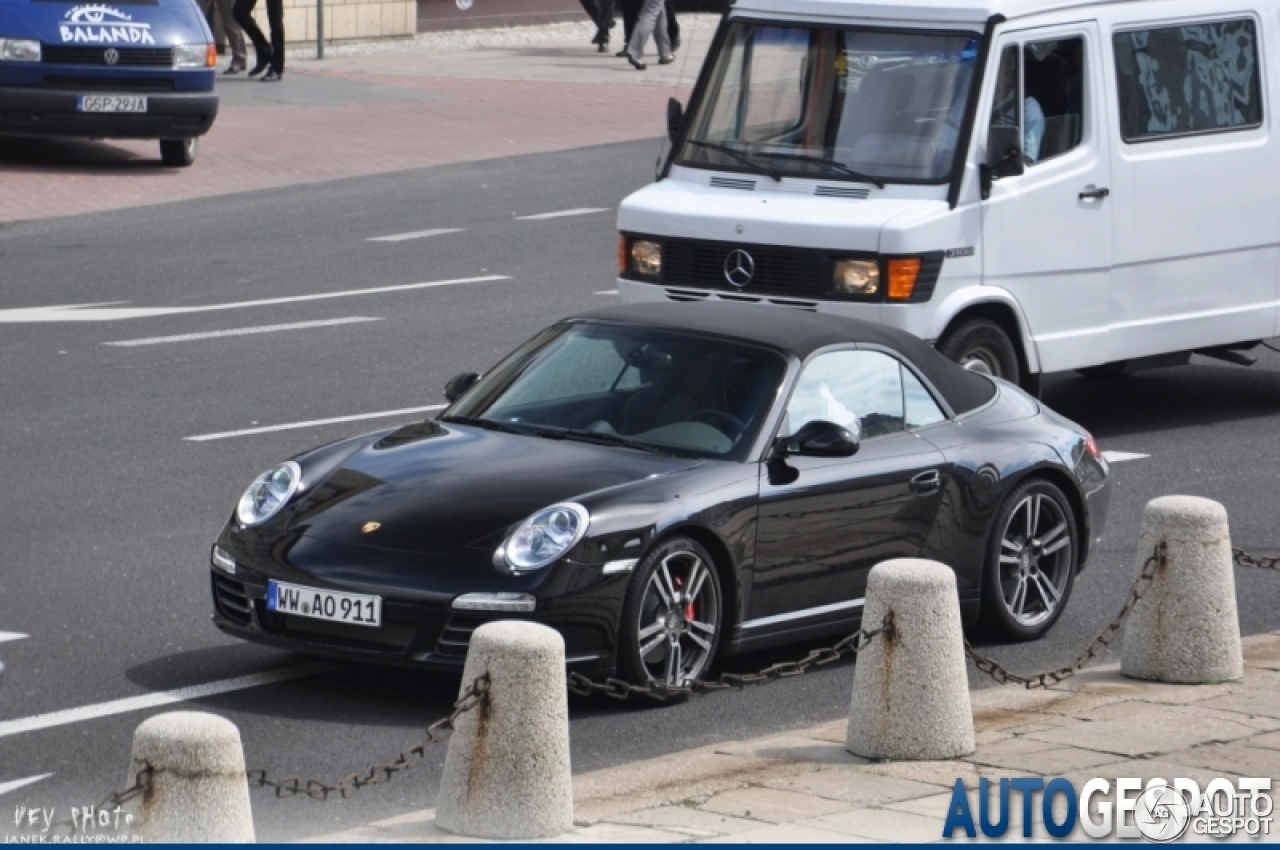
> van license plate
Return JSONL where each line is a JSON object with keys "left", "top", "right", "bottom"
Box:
{"left": 266, "top": 580, "right": 382, "bottom": 627}
{"left": 77, "top": 95, "right": 148, "bottom": 113}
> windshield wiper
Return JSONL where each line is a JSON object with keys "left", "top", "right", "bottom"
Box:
{"left": 762, "top": 152, "right": 886, "bottom": 188}
{"left": 440, "top": 415, "right": 537, "bottom": 436}
{"left": 686, "top": 140, "right": 783, "bottom": 183}
{"left": 548, "top": 428, "right": 675, "bottom": 456}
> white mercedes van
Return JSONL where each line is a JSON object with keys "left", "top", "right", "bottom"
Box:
{"left": 616, "top": 0, "right": 1278, "bottom": 391}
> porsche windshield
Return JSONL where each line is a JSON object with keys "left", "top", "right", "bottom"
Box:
{"left": 445, "top": 323, "right": 788, "bottom": 461}
{"left": 677, "top": 23, "right": 980, "bottom": 184}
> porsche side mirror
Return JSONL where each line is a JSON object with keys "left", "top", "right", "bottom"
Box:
{"left": 776, "top": 420, "right": 860, "bottom": 458}
{"left": 667, "top": 97, "right": 685, "bottom": 147}
{"left": 444, "top": 372, "right": 480, "bottom": 403}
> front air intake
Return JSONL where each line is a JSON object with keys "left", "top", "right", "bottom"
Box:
{"left": 710, "top": 176, "right": 757, "bottom": 191}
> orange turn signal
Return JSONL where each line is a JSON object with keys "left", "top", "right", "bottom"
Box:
{"left": 206, "top": 43, "right": 218, "bottom": 67}
{"left": 618, "top": 234, "right": 628, "bottom": 275}
{"left": 886, "top": 258, "right": 923, "bottom": 301}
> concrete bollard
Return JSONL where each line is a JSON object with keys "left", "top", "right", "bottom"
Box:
{"left": 123, "top": 711, "right": 255, "bottom": 842}
{"left": 1122, "top": 495, "right": 1244, "bottom": 684}
{"left": 435, "top": 621, "right": 573, "bottom": 840}
{"left": 847, "top": 559, "right": 974, "bottom": 760}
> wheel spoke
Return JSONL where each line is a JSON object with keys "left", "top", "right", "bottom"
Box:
{"left": 1040, "top": 522, "right": 1070, "bottom": 555}
{"left": 640, "top": 632, "right": 666, "bottom": 659}
{"left": 1032, "top": 571, "right": 1062, "bottom": 608}
{"left": 1001, "top": 537, "right": 1023, "bottom": 553}
{"left": 1027, "top": 495, "right": 1040, "bottom": 539}
{"left": 688, "top": 618, "right": 716, "bottom": 636}
{"left": 685, "top": 559, "right": 707, "bottom": 602}
{"left": 664, "top": 639, "right": 681, "bottom": 684}
{"left": 638, "top": 620, "right": 664, "bottom": 641}
{"left": 687, "top": 631, "right": 711, "bottom": 652}
{"left": 652, "top": 564, "right": 674, "bottom": 606}
{"left": 999, "top": 554, "right": 1021, "bottom": 565}
{"left": 1008, "top": 577, "right": 1028, "bottom": 616}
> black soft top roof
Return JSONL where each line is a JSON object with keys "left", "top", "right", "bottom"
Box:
{"left": 574, "top": 301, "right": 997, "bottom": 415}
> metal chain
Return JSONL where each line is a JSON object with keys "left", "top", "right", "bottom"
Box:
{"left": 567, "top": 612, "right": 894, "bottom": 702}
{"left": 246, "top": 672, "right": 489, "bottom": 802}
{"left": 965, "top": 541, "right": 1166, "bottom": 689}
{"left": 44, "top": 766, "right": 154, "bottom": 836}
{"left": 1234, "top": 548, "right": 1280, "bottom": 571}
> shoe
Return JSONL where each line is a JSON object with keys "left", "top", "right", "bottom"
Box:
{"left": 597, "top": 42, "right": 608, "bottom": 53}
{"left": 260, "top": 69, "right": 283, "bottom": 82}
{"left": 658, "top": 54, "right": 675, "bottom": 65}
{"left": 223, "top": 62, "right": 245, "bottom": 75}
{"left": 625, "top": 53, "right": 646, "bottom": 70}
{"left": 248, "top": 57, "right": 271, "bottom": 77}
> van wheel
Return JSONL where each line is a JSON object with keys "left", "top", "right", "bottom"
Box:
{"left": 160, "top": 138, "right": 197, "bottom": 167}
{"left": 938, "top": 318, "right": 1020, "bottom": 383}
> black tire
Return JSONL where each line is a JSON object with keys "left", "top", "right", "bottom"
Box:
{"left": 160, "top": 138, "right": 197, "bottom": 167}
{"left": 979, "top": 478, "right": 1078, "bottom": 641}
{"left": 617, "top": 535, "right": 724, "bottom": 690}
{"left": 937, "top": 318, "right": 1021, "bottom": 384}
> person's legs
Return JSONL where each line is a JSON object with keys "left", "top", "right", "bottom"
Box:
{"left": 653, "top": 4, "right": 671, "bottom": 59}
{"left": 216, "top": 0, "right": 247, "bottom": 66}
{"left": 665, "top": 0, "right": 679, "bottom": 49}
{"left": 232, "top": 0, "right": 271, "bottom": 72}
{"left": 627, "top": 0, "right": 664, "bottom": 61}
{"left": 266, "top": 0, "right": 284, "bottom": 74}
{"left": 620, "top": 0, "right": 640, "bottom": 44}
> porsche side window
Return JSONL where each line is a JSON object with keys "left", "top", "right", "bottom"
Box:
{"left": 786, "top": 350, "right": 904, "bottom": 441}
{"left": 903, "top": 368, "right": 945, "bottom": 429}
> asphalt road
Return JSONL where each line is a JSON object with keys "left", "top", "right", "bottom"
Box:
{"left": 2, "top": 137, "right": 1279, "bottom": 840}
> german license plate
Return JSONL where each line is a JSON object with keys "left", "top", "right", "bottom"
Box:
{"left": 77, "top": 95, "right": 147, "bottom": 113}
{"left": 267, "top": 580, "right": 382, "bottom": 628}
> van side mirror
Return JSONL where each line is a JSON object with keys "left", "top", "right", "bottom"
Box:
{"left": 775, "top": 420, "right": 860, "bottom": 458}
{"left": 444, "top": 372, "right": 480, "bottom": 403}
{"left": 667, "top": 97, "right": 685, "bottom": 147}
{"left": 982, "top": 125, "right": 1024, "bottom": 194}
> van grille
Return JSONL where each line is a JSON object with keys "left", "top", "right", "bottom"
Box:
{"left": 662, "top": 238, "right": 825, "bottom": 297}
{"left": 42, "top": 46, "right": 173, "bottom": 67}
{"left": 43, "top": 75, "right": 175, "bottom": 91}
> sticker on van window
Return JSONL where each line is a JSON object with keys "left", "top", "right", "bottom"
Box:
{"left": 59, "top": 4, "right": 156, "bottom": 44}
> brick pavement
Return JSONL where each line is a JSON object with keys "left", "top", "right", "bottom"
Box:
{"left": 0, "top": 19, "right": 715, "bottom": 224}
{"left": 316, "top": 631, "right": 1280, "bottom": 843}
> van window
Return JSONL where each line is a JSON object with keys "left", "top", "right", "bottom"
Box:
{"left": 1112, "top": 19, "right": 1262, "bottom": 142}
{"left": 678, "top": 22, "right": 981, "bottom": 184}
{"left": 989, "top": 38, "right": 1085, "bottom": 164}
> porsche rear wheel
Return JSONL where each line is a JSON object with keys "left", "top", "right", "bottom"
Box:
{"left": 618, "top": 536, "right": 723, "bottom": 691}
{"left": 980, "top": 479, "right": 1078, "bottom": 641}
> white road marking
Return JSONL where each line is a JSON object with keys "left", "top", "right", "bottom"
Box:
{"left": 103, "top": 317, "right": 383, "bottom": 347}
{"left": 0, "top": 275, "right": 510, "bottom": 323}
{"left": 0, "top": 631, "right": 28, "bottom": 644}
{"left": 0, "top": 774, "right": 53, "bottom": 798}
{"left": 594, "top": 289, "right": 619, "bottom": 295}
{"left": 0, "top": 663, "right": 338, "bottom": 740}
{"left": 1102, "top": 451, "right": 1150, "bottom": 463}
{"left": 515, "top": 208, "right": 608, "bottom": 221}
{"left": 186, "top": 404, "right": 447, "bottom": 442}
{"left": 367, "top": 228, "right": 463, "bottom": 243}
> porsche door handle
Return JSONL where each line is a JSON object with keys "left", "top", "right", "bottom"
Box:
{"left": 909, "top": 470, "right": 942, "bottom": 496}
{"left": 1079, "top": 185, "right": 1110, "bottom": 201}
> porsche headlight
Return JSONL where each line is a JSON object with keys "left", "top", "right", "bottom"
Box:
{"left": 500, "top": 503, "right": 589, "bottom": 572}
{"left": 236, "top": 461, "right": 302, "bottom": 526}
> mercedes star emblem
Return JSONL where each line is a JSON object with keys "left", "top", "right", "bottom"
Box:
{"left": 723, "top": 249, "right": 755, "bottom": 288}
{"left": 103, "top": 48, "right": 120, "bottom": 65}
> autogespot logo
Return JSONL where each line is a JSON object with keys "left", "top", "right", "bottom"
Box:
{"left": 942, "top": 776, "right": 1273, "bottom": 841}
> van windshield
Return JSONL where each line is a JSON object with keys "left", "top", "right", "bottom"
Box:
{"left": 677, "top": 23, "right": 980, "bottom": 184}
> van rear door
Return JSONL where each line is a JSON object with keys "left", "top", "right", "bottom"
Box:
{"left": 980, "top": 21, "right": 1112, "bottom": 374}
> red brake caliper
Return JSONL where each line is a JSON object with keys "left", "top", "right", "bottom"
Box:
{"left": 674, "top": 575, "right": 695, "bottom": 621}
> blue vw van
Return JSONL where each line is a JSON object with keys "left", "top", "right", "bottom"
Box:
{"left": 0, "top": 0, "right": 219, "bottom": 166}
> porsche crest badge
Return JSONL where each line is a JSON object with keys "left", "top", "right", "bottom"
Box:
{"left": 362, "top": 521, "right": 381, "bottom": 534}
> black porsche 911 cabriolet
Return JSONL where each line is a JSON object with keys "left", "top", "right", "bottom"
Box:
{"left": 210, "top": 302, "right": 1110, "bottom": 688}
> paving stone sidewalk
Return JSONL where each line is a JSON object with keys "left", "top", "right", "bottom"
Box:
{"left": 314, "top": 631, "right": 1280, "bottom": 843}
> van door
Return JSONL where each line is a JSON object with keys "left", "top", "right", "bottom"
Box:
{"left": 1105, "top": 15, "right": 1277, "bottom": 358}
{"left": 981, "top": 23, "right": 1113, "bottom": 373}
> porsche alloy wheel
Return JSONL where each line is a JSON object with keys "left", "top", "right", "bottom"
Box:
{"left": 619, "top": 537, "right": 723, "bottom": 689}
{"left": 982, "top": 479, "right": 1077, "bottom": 640}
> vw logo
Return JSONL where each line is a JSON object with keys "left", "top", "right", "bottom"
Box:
{"left": 723, "top": 249, "right": 755, "bottom": 288}
{"left": 103, "top": 48, "right": 120, "bottom": 65}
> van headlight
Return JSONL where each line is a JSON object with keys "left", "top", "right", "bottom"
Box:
{"left": 630, "top": 240, "right": 662, "bottom": 276}
{"left": 173, "top": 43, "right": 214, "bottom": 68}
{"left": 498, "top": 503, "right": 590, "bottom": 572}
{"left": 236, "top": 461, "right": 302, "bottom": 526}
{"left": 833, "top": 259, "right": 880, "bottom": 296}
{"left": 0, "top": 39, "right": 41, "bottom": 62}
